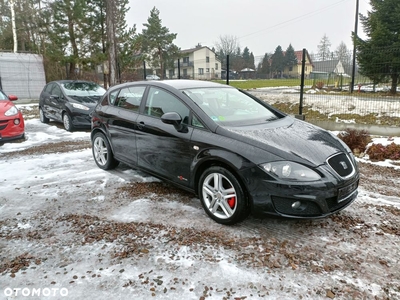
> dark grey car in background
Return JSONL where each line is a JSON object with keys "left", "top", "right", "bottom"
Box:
{"left": 39, "top": 80, "right": 106, "bottom": 131}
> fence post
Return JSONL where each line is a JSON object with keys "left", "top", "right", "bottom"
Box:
{"left": 226, "top": 54, "right": 230, "bottom": 85}
{"left": 297, "top": 48, "right": 306, "bottom": 120}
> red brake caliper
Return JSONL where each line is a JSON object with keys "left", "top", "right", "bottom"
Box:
{"left": 227, "top": 197, "right": 236, "bottom": 208}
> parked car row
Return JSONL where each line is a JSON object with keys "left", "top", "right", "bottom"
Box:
{"left": 2, "top": 79, "right": 360, "bottom": 225}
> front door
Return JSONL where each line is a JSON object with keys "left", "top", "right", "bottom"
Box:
{"left": 136, "top": 87, "right": 194, "bottom": 187}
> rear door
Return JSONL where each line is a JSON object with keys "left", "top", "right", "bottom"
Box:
{"left": 136, "top": 86, "right": 194, "bottom": 187}
{"left": 106, "top": 85, "right": 146, "bottom": 166}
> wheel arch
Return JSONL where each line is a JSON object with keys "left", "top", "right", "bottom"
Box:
{"left": 91, "top": 125, "right": 116, "bottom": 155}
{"left": 193, "top": 153, "right": 251, "bottom": 205}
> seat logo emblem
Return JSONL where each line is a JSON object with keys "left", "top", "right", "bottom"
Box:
{"left": 339, "top": 161, "right": 348, "bottom": 170}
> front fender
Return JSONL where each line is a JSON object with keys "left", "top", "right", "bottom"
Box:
{"left": 191, "top": 148, "right": 255, "bottom": 192}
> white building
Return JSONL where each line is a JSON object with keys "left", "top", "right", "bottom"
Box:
{"left": 166, "top": 46, "right": 221, "bottom": 80}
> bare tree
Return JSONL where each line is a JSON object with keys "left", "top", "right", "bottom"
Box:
{"left": 214, "top": 35, "right": 239, "bottom": 56}
{"left": 317, "top": 34, "right": 331, "bottom": 61}
{"left": 335, "top": 41, "right": 352, "bottom": 64}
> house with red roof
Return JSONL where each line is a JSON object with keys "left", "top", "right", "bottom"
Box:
{"left": 283, "top": 50, "right": 313, "bottom": 78}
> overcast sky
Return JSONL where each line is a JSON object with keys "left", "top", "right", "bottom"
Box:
{"left": 127, "top": 0, "right": 371, "bottom": 60}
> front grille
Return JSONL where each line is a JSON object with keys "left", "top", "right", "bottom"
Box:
{"left": 327, "top": 153, "right": 354, "bottom": 177}
{"left": 272, "top": 196, "right": 322, "bottom": 217}
{"left": 0, "top": 120, "right": 7, "bottom": 131}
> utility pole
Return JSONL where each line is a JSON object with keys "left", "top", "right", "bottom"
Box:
{"left": 351, "top": 0, "right": 359, "bottom": 93}
{"left": 106, "top": 0, "right": 117, "bottom": 87}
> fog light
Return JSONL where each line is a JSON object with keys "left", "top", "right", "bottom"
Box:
{"left": 291, "top": 201, "right": 302, "bottom": 210}
{"left": 14, "top": 118, "right": 20, "bottom": 125}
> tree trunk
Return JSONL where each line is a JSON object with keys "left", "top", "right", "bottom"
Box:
{"left": 390, "top": 73, "right": 398, "bottom": 95}
{"left": 10, "top": 0, "right": 17, "bottom": 53}
{"left": 106, "top": 0, "right": 117, "bottom": 87}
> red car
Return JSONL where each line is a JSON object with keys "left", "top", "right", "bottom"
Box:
{"left": 0, "top": 90, "right": 25, "bottom": 142}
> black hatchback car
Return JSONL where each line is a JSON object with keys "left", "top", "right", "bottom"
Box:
{"left": 39, "top": 80, "right": 106, "bottom": 131}
{"left": 91, "top": 80, "right": 359, "bottom": 225}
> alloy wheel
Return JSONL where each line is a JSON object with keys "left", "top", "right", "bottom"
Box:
{"left": 202, "top": 172, "right": 237, "bottom": 220}
{"left": 93, "top": 136, "right": 108, "bottom": 166}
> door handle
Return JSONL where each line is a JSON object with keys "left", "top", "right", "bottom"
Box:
{"left": 137, "top": 121, "right": 145, "bottom": 130}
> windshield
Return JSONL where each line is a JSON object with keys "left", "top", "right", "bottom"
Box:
{"left": 0, "top": 90, "right": 8, "bottom": 100}
{"left": 61, "top": 82, "right": 106, "bottom": 97}
{"left": 183, "top": 87, "right": 280, "bottom": 126}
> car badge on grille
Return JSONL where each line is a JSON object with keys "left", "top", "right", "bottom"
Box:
{"left": 339, "top": 161, "right": 348, "bottom": 170}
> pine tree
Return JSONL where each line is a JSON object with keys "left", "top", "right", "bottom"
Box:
{"left": 285, "top": 44, "right": 298, "bottom": 69}
{"left": 355, "top": 0, "right": 400, "bottom": 94}
{"left": 271, "top": 45, "right": 285, "bottom": 77}
{"left": 260, "top": 53, "right": 271, "bottom": 78}
{"left": 139, "top": 7, "right": 180, "bottom": 79}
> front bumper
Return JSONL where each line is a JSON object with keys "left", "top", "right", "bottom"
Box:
{"left": 0, "top": 116, "right": 25, "bottom": 142}
{"left": 70, "top": 109, "right": 92, "bottom": 128}
{"left": 243, "top": 167, "right": 360, "bottom": 218}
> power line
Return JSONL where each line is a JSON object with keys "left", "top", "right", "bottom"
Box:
{"left": 238, "top": 0, "right": 351, "bottom": 42}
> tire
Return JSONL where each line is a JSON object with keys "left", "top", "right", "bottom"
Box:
{"left": 63, "top": 113, "right": 74, "bottom": 132}
{"left": 92, "top": 132, "right": 119, "bottom": 170}
{"left": 199, "top": 166, "right": 249, "bottom": 225}
{"left": 39, "top": 107, "right": 49, "bottom": 124}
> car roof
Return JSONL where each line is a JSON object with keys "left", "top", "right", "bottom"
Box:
{"left": 160, "top": 79, "right": 232, "bottom": 90}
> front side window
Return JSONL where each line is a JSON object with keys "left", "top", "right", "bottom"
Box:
{"left": 115, "top": 86, "right": 146, "bottom": 111}
{"left": 145, "top": 87, "right": 189, "bottom": 123}
{"left": 109, "top": 90, "right": 119, "bottom": 105}
{"left": 52, "top": 85, "right": 63, "bottom": 98}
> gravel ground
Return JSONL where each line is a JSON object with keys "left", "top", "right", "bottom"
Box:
{"left": 0, "top": 107, "right": 399, "bottom": 300}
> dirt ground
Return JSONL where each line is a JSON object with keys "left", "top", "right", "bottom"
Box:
{"left": 0, "top": 107, "right": 399, "bottom": 300}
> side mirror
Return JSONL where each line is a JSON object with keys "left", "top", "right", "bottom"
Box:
{"left": 50, "top": 95, "right": 60, "bottom": 101}
{"left": 8, "top": 94, "right": 18, "bottom": 101}
{"left": 161, "top": 112, "right": 188, "bottom": 133}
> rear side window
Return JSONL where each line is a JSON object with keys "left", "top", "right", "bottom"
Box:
{"left": 114, "top": 86, "right": 146, "bottom": 111}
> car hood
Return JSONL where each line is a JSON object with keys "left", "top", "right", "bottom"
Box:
{"left": 219, "top": 117, "right": 346, "bottom": 166}
{"left": 68, "top": 95, "right": 102, "bottom": 105}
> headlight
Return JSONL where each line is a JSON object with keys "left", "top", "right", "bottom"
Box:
{"left": 5, "top": 106, "right": 18, "bottom": 116}
{"left": 71, "top": 103, "right": 89, "bottom": 110}
{"left": 260, "top": 161, "right": 321, "bottom": 181}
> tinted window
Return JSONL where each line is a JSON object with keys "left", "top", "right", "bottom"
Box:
{"left": 44, "top": 83, "right": 54, "bottom": 94}
{"left": 145, "top": 87, "right": 189, "bottom": 122}
{"left": 109, "top": 90, "right": 119, "bottom": 105}
{"left": 115, "top": 86, "right": 146, "bottom": 111}
{"left": 52, "top": 85, "right": 63, "bottom": 98}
